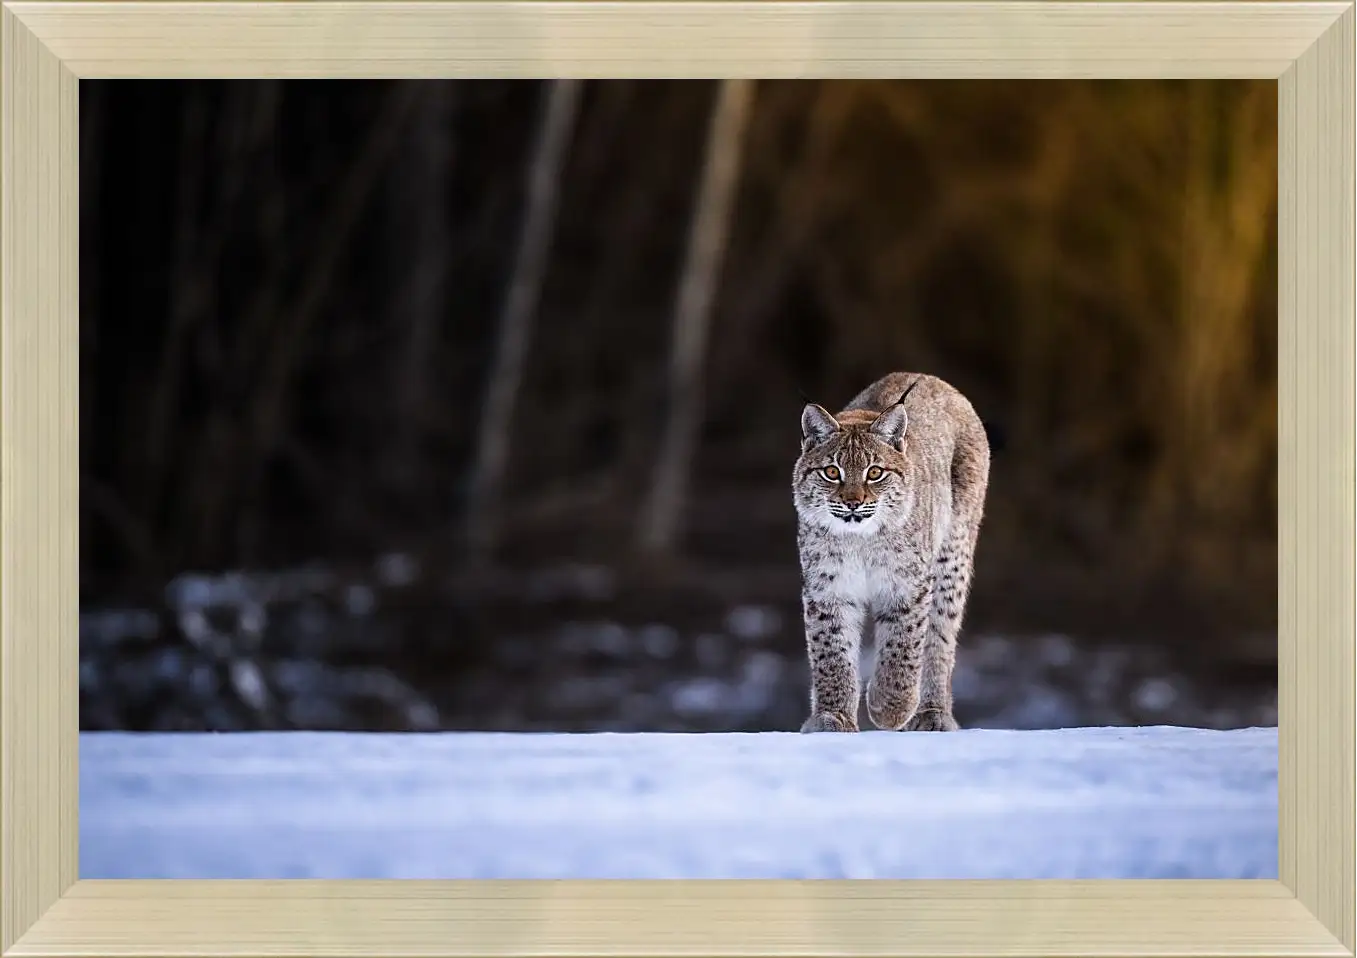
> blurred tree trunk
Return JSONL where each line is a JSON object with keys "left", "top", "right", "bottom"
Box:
{"left": 638, "top": 79, "right": 756, "bottom": 557}
{"left": 79, "top": 82, "right": 162, "bottom": 573}
{"left": 234, "top": 83, "right": 424, "bottom": 554}
{"left": 79, "top": 82, "right": 106, "bottom": 409}
{"left": 463, "top": 79, "right": 584, "bottom": 557}
{"left": 141, "top": 82, "right": 212, "bottom": 537}
{"left": 157, "top": 82, "right": 284, "bottom": 569}
{"left": 385, "top": 81, "right": 457, "bottom": 500}
{"left": 177, "top": 82, "right": 423, "bottom": 567}
{"left": 1154, "top": 81, "right": 1276, "bottom": 582}
{"left": 713, "top": 81, "right": 853, "bottom": 399}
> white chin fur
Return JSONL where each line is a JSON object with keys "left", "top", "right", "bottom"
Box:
{"left": 824, "top": 512, "right": 879, "bottom": 536}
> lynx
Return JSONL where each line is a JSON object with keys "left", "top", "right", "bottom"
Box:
{"left": 792, "top": 372, "right": 990, "bottom": 733}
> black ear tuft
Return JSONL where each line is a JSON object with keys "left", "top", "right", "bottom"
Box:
{"left": 894, "top": 378, "right": 921, "bottom": 408}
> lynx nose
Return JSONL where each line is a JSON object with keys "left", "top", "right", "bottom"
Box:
{"left": 844, "top": 498, "right": 864, "bottom": 511}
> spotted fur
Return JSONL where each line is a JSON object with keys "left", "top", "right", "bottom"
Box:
{"left": 792, "top": 372, "right": 990, "bottom": 733}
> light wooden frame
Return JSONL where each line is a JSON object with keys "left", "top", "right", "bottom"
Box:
{"left": 1, "top": 1, "right": 1352, "bottom": 956}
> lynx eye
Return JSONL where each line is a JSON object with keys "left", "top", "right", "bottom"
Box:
{"left": 821, "top": 465, "right": 841, "bottom": 482}
{"left": 865, "top": 465, "right": 884, "bottom": 482}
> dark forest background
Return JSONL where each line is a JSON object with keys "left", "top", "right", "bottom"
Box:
{"left": 79, "top": 79, "right": 1278, "bottom": 734}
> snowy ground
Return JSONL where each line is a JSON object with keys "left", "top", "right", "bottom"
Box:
{"left": 80, "top": 726, "right": 1277, "bottom": 880}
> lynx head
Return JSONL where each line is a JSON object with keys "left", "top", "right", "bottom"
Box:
{"left": 792, "top": 398, "right": 914, "bottom": 534}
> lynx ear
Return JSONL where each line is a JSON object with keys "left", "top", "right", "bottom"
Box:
{"left": 869, "top": 403, "right": 909, "bottom": 450}
{"left": 801, "top": 403, "right": 839, "bottom": 445}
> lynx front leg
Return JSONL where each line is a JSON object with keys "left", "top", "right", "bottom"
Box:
{"left": 865, "top": 583, "right": 931, "bottom": 731}
{"left": 906, "top": 522, "right": 978, "bottom": 732}
{"left": 907, "top": 605, "right": 962, "bottom": 733}
{"left": 799, "top": 596, "right": 862, "bottom": 733}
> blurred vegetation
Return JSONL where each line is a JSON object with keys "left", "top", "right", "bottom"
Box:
{"left": 81, "top": 79, "right": 1276, "bottom": 658}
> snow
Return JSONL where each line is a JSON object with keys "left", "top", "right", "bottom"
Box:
{"left": 80, "top": 726, "right": 1277, "bottom": 881}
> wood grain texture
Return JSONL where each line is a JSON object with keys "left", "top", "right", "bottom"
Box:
{"left": 0, "top": 4, "right": 78, "bottom": 953}
{"left": 1277, "top": 6, "right": 1357, "bottom": 950}
{"left": 7, "top": 881, "right": 1353, "bottom": 958}
{"left": 5, "top": 1, "right": 1352, "bottom": 78}
{"left": 0, "top": 1, "right": 1352, "bottom": 957}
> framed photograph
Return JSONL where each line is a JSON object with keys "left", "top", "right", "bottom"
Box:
{"left": 3, "top": 2, "right": 1353, "bottom": 957}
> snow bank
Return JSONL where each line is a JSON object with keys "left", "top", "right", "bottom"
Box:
{"left": 80, "top": 726, "right": 1277, "bottom": 880}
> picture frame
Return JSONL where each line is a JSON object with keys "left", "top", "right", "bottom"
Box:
{"left": 2, "top": 2, "right": 1352, "bottom": 956}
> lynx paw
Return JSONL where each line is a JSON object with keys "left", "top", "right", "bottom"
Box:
{"left": 904, "top": 708, "right": 959, "bottom": 732}
{"left": 799, "top": 711, "right": 859, "bottom": 733}
{"left": 865, "top": 680, "right": 918, "bottom": 731}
